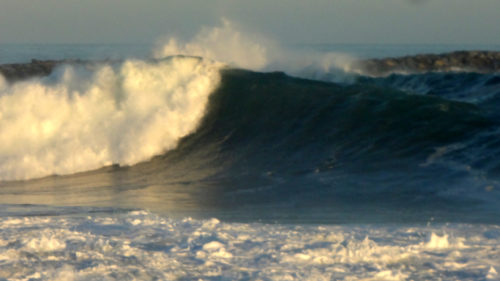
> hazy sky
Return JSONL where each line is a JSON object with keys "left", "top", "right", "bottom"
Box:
{"left": 0, "top": 0, "right": 499, "bottom": 45}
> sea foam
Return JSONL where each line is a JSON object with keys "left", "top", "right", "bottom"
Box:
{"left": 1, "top": 209, "right": 499, "bottom": 280}
{"left": 0, "top": 57, "right": 221, "bottom": 180}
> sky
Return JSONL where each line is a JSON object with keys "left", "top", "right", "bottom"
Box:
{"left": 0, "top": 0, "right": 499, "bottom": 45}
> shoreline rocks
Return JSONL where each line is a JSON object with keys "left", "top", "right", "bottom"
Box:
{"left": 0, "top": 59, "right": 98, "bottom": 82}
{"left": 358, "top": 51, "right": 500, "bottom": 76}
{"left": 0, "top": 59, "right": 65, "bottom": 82}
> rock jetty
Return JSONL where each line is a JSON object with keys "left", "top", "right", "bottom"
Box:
{"left": 0, "top": 59, "right": 64, "bottom": 82}
{"left": 0, "top": 59, "right": 95, "bottom": 82}
{"left": 358, "top": 51, "right": 500, "bottom": 76}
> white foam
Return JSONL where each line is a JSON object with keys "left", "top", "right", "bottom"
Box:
{"left": 487, "top": 266, "right": 498, "bottom": 279}
{"left": 24, "top": 233, "right": 66, "bottom": 252}
{"left": 425, "top": 232, "right": 450, "bottom": 249}
{"left": 0, "top": 210, "right": 499, "bottom": 280}
{"left": 0, "top": 57, "right": 221, "bottom": 180}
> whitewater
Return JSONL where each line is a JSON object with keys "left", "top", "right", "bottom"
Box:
{"left": 0, "top": 57, "right": 221, "bottom": 180}
{"left": 1, "top": 21, "right": 500, "bottom": 280}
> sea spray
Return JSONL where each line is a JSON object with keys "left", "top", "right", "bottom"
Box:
{"left": 153, "top": 19, "right": 358, "bottom": 82}
{"left": 154, "top": 19, "right": 270, "bottom": 70}
{"left": 0, "top": 57, "right": 222, "bottom": 180}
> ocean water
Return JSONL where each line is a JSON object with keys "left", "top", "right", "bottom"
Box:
{"left": 1, "top": 24, "right": 500, "bottom": 280}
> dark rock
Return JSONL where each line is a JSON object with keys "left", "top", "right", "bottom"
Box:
{"left": 0, "top": 59, "right": 63, "bottom": 82}
{"left": 357, "top": 51, "right": 500, "bottom": 76}
{"left": 0, "top": 59, "right": 93, "bottom": 82}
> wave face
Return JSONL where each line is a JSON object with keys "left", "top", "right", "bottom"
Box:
{"left": 136, "top": 69, "right": 498, "bottom": 223}
{"left": 0, "top": 57, "right": 221, "bottom": 180}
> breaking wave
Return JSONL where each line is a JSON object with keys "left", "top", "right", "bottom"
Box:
{"left": 0, "top": 57, "right": 222, "bottom": 180}
{"left": 0, "top": 22, "right": 499, "bottom": 223}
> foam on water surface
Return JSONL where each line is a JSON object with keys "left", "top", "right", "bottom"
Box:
{"left": 0, "top": 208, "right": 499, "bottom": 281}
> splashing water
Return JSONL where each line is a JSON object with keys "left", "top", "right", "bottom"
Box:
{"left": 153, "top": 19, "right": 358, "bottom": 82}
{"left": 154, "top": 19, "right": 270, "bottom": 70}
{"left": 0, "top": 57, "right": 222, "bottom": 180}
